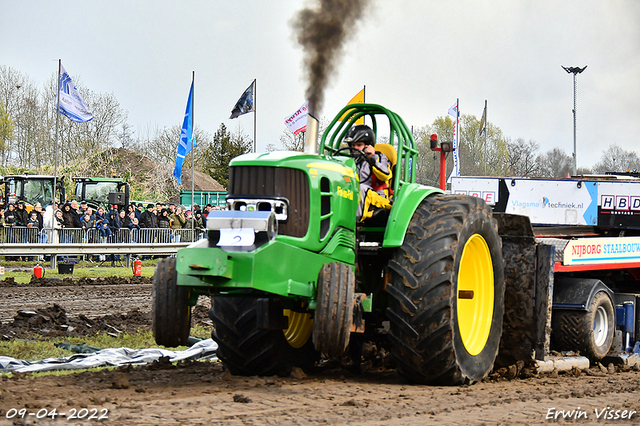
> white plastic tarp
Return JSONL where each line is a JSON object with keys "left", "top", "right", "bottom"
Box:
{"left": 0, "top": 338, "right": 218, "bottom": 373}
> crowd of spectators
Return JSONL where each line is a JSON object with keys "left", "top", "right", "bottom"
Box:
{"left": 1, "top": 199, "right": 221, "bottom": 236}
{"left": 0, "top": 200, "right": 221, "bottom": 262}
{"left": 1, "top": 201, "right": 45, "bottom": 230}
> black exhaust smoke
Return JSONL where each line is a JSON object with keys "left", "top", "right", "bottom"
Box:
{"left": 293, "top": 0, "right": 369, "bottom": 117}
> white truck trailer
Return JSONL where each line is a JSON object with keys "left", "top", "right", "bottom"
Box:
{"left": 452, "top": 175, "right": 640, "bottom": 370}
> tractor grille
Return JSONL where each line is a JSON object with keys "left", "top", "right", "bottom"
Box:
{"left": 228, "top": 166, "right": 310, "bottom": 238}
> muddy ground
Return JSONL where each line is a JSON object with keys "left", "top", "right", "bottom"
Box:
{"left": 1, "top": 276, "right": 640, "bottom": 425}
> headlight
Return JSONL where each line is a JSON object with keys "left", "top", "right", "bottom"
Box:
{"left": 206, "top": 210, "right": 277, "bottom": 247}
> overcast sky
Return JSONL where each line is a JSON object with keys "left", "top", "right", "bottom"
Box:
{"left": 1, "top": 0, "right": 639, "bottom": 169}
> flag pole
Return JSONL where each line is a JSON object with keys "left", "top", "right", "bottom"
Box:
{"left": 457, "top": 98, "right": 460, "bottom": 178}
{"left": 483, "top": 99, "right": 487, "bottom": 175}
{"left": 253, "top": 79, "right": 257, "bottom": 153}
{"left": 191, "top": 71, "right": 195, "bottom": 224}
{"left": 54, "top": 59, "right": 61, "bottom": 208}
{"left": 363, "top": 85, "right": 366, "bottom": 126}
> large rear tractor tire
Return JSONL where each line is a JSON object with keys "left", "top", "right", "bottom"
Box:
{"left": 210, "top": 298, "right": 319, "bottom": 376}
{"left": 552, "top": 291, "right": 614, "bottom": 361}
{"left": 387, "top": 194, "right": 505, "bottom": 385}
{"left": 152, "top": 257, "right": 191, "bottom": 347}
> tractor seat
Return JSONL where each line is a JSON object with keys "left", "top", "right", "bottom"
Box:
{"left": 374, "top": 143, "right": 396, "bottom": 201}
{"left": 375, "top": 144, "right": 397, "bottom": 167}
{"left": 359, "top": 143, "right": 397, "bottom": 228}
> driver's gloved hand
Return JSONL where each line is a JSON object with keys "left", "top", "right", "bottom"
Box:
{"left": 352, "top": 150, "right": 367, "bottom": 164}
{"left": 366, "top": 155, "right": 376, "bottom": 167}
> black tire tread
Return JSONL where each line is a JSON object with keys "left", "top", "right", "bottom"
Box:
{"left": 210, "top": 297, "right": 292, "bottom": 377}
{"left": 313, "top": 262, "right": 355, "bottom": 357}
{"left": 552, "top": 292, "right": 614, "bottom": 360}
{"left": 152, "top": 257, "right": 191, "bottom": 347}
{"left": 387, "top": 194, "right": 505, "bottom": 385}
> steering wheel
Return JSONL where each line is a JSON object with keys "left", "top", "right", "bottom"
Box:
{"left": 334, "top": 146, "right": 372, "bottom": 182}
{"left": 335, "top": 145, "right": 367, "bottom": 160}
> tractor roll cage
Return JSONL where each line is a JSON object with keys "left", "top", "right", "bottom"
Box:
{"left": 320, "top": 103, "right": 418, "bottom": 196}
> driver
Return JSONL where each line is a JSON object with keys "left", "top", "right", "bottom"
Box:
{"left": 343, "top": 125, "right": 392, "bottom": 222}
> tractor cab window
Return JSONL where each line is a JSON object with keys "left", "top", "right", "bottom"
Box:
{"left": 23, "top": 179, "right": 54, "bottom": 206}
{"left": 82, "top": 182, "right": 118, "bottom": 206}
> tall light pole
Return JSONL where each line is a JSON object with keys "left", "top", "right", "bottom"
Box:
{"left": 561, "top": 65, "right": 587, "bottom": 176}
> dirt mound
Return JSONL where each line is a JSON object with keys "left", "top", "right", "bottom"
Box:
{"left": 0, "top": 276, "right": 16, "bottom": 287}
{"left": 192, "top": 303, "right": 212, "bottom": 326}
{"left": 0, "top": 304, "right": 151, "bottom": 339}
{"left": 89, "top": 147, "right": 224, "bottom": 191}
{"left": 1, "top": 276, "right": 151, "bottom": 288}
{"left": 0, "top": 300, "right": 211, "bottom": 340}
{"left": 27, "top": 276, "right": 151, "bottom": 287}
{"left": 177, "top": 169, "right": 225, "bottom": 191}
{"left": 80, "top": 147, "right": 158, "bottom": 182}
{"left": 70, "top": 147, "right": 225, "bottom": 203}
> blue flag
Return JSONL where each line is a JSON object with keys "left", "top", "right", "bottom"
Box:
{"left": 58, "top": 63, "right": 94, "bottom": 123}
{"left": 173, "top": 82, "right": 196, "bottom": 184}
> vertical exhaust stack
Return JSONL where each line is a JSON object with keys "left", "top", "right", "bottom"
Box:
{"left": 304, "top": 114, "right": 319, "bottom": 154}
{"left": 293, "top": 0, "right": 369, "bottom": 145}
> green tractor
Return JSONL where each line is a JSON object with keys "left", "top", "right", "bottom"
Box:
{"left": 73, "top": 177, "right": 130, "bottom": 210}
{"left": 152, "top": 104, "right": 505, "bottom": 385}
{"left": 0, "top": 175, "right": 65, "bottom": 212}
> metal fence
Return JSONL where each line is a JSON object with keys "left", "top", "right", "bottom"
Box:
{"left": 0, "top": 227, "right": 206, "bottom": 246}
{"left": 1, "top": 226, "right": 40, "bottom": 244}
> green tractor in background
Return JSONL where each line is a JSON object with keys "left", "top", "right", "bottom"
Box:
{"left": 73, "top": 177, "right": 130, "bottom": 210}
{"left": 152, "top": 104, "right": 505, "bottom": 385}
{"left": 0, "top": 175, "right": 64, "bottom": 211}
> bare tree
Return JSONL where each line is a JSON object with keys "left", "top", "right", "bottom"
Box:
{"left": 80, "top": 89, "right": 126, "bottom": 150}
{"left": 142, "top": 124, "right": 178, "bottom": 166}
{"left": 265, "top": 142, "right": 278, "bottom": 152}
{"left": 414, "top": 125, "right": 442, "bottom": 187}
{"left": 117, "top": 121, "right": 136, "bottom": 150}
{"left": 271, "top": 117, "right": 331, "bottom": 153}
{"left": 537, "top": 148, "right": 572, "bottom": 177}
{"left": 413, "top": 114, "right": 510, "bottom": 187}
{"left": 592, "top": 144, "right": 640, "bottom": 174}
{"left": 0, "top": 102, "right": 13, "bottom": 162}
{"left": 459, "top": 114, "right": 509, "bottom": 177}
{"left": 279, "top": 129, "right": 305, "bottom": 151}
{"left": 139, "top": 123, "right": 210, "bottom": 170}
{"left": 0, "top": 67, "right": 128, "bottom": 169}
{"left": 506, "top": 137, "right": 540, "bottom": 177}
{"left": 0, "top": 66, "right": 39, "bottom": 167}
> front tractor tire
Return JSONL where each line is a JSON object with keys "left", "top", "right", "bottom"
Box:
{"left": 387, "top": 194, "right": 505, "bottom": 385}
{"left": 313, "top": 262, "right": 355, "bottom": 357}
{"left": 152, "top": 257, "right": 191, "bottom": 347}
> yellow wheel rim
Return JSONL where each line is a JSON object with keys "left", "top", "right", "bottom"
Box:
{"left": 283, "top": 309, "right": 314, "bottom": 349}
{"left": 456, "top": 234, "right": 494, "bottom": 356}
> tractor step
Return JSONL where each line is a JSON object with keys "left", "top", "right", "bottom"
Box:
{"left": 358, "top": 241, "right": 380, "bottom": 251}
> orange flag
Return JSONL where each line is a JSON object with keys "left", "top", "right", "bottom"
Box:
{"left": 338, "top": 88, "right": 365, "bottom": 124}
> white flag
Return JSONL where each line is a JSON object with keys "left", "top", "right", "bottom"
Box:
{"left": 448, "top": 103, "right": 458, "bottom": 118}
{"left": 447, "top": 99, "right": 460, "bottom": 183}
{"left": 284, "top": 101, "right": 309, "bottom": 135}
{"left": 58, "top": 63, "right": 94, "bottom": 123}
